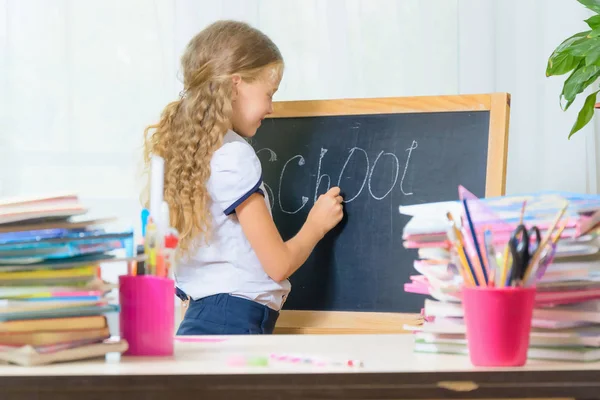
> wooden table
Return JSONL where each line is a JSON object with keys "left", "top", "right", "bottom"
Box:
{"left": 1, "top": 334, "right": 599, "bottom": 399}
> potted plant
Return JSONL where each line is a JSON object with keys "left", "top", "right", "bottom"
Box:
{"left": 546, "top": 0, "right": 600, "bottom": 137}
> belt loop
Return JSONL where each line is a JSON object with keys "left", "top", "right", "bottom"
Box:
{"left": 181, "top": 295, "right": 190, "bottom": 314}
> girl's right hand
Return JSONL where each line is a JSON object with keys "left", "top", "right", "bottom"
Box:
{"left": 306, "top": 186, "right": 344, "bottom": 239}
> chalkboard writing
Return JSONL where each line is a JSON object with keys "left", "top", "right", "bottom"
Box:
{"left": 252, "top": 110, "right": 490, "bottom": 313}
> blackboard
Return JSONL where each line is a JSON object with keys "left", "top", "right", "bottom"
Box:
{"left": 251, "top": 95, "right": 510, "bottom": 317}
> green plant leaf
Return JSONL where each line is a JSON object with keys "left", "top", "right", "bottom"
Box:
{"left": 551, "top": 52, "right": 583, "bottom": 75}
{"left": 546, "top": 31, "right": 589, "bottom": 76}
{"left": 569, "top": 90, "right": 600, "bottom": 138}
{"left": 585, "top": 45, "right": 600, "bottom": 65}
{"left": 586, "top": 15, "right": 600, "bottom": 29}
{"left": 566, "top": 36, "right": 600, "bottom": 56}
{"left": 583, "top": 68, "right": 600, "bottom": 87}
{"left": 578, "top": 0, "right": 600, "bottom": 14}
{"left": 560, "top": 62, "right": 600, "bottom": 110}
{"left": 589, "top": 27, "right": 600, "bottom": 37}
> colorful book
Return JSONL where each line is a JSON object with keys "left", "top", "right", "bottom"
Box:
{"left": 0, "top": 304, "right": 119, "bottom": 322}
{"left": 0, "top": 315, "right": 107, "bottom": 333}
{"left": 0, "top": 327, "right": 110, "bottom": 347}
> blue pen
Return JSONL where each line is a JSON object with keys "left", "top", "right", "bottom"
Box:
{"left": 141, "top": 208, "right": 150, "bottom": 237}
{"left": 462, "top": 199, "right": 489, "bottom": 285}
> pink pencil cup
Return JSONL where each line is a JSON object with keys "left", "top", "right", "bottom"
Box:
{"left": 119, "top": 275, "right": 175, "bottom": 356}
{"left": 462, "top": 286, "right": 536, "bottom": 367}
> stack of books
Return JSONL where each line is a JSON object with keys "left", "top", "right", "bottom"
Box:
{"left": 401, "top": 188, "right": 600, "bottom": 362}
{"left": 0, "top": 193, "right": 131, "bottom": 365}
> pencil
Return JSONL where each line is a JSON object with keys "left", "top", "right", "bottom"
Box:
{"left": 519, "top": 200, "right": 527, "bottom": 225}
{"left": 553, "top": 219, "right": 568, "bottom": 244}
{"left": 522, "top": 202, "right": 568, "bottom": 284}
{"left": 453, "top": 250, "right": 471, "bottom": 285}
{"left": 461, "top": 200, "right": 489, "bottom": 286}
{"left": 456, "top": 243, "right": 476, "bottom": 286}
{"left": 526, "top": 220, "right": 568, "bottom": 286}
{"left": 446, "top": 225, "right": 470, "bottom": 284}
{"left": 500, "top": 244, "right": 510, "bottom": 288}
{"left": 446, "top": 212, "right": 478, "bottom": 286}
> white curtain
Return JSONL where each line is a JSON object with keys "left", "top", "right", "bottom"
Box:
{"left": 2, "top": 0, "right": 598, "bottom": 209}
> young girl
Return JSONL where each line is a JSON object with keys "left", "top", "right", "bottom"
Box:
{"left": 143, "top": 20, "right": 344, "bottom": 335}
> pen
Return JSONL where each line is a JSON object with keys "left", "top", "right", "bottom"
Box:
{"left": 500, "top": 243, "right": 511, "bottom": 288}
{"left": 164, "top": 233, "right": 179, "bottom": 278}
{"left": 141, "top": 208, "right": 150, "bottom": 238}
{"left": 144, "top": 217, "right": 158, "bottom": 275}
{"left": 461, "top": 200, "right": 488, "bottom": 285}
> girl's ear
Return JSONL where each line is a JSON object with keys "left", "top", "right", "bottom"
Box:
{"left": 231, "top": 74, "right": 241, "bottom": 101}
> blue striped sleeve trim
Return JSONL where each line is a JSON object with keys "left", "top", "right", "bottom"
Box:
{"left": 223, "top": 177, "right": 264, "bottom": 215}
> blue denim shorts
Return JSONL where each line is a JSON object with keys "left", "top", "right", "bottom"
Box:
{"left": 176, "top": 288, "right": 279, "bottom": 335}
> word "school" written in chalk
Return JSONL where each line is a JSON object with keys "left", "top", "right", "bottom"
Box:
{"left": 255, "top": 140, "right": 418, "bottom": 215}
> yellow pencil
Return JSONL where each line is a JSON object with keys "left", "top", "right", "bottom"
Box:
{"left": 523, "top": 220, "right": 567, "bottom": 286}
{"left": 553, "top": 220, "right": 568, "bottom": 244}
{"left": 446, "top": 230, "right": 469, "bottom": 284}
{"left": 456, "top": 243, "right": 476, "bottom": 286}
{"left": 452, "top": 251, "right": 470, "bottom": 284}
{"left": 446, "top": 212, "right": 477, "bottom": 286}
{"left": 499, "top": 244, "right": 510, "bottom": 288}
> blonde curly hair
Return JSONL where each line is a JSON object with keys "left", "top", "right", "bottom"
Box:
{"left": 142, "top": 20, "right": 283, "bottom": 257}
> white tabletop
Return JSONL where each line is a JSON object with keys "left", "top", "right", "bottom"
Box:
{"left": 1, "top": 334, "right": 598, "bottom": 376}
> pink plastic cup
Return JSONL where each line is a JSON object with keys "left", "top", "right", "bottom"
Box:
{"left": 119, "top": 275, "right": 174, "bottom": 356}
{"left": 462, "top": 286, "right": 536, "bottom": 367}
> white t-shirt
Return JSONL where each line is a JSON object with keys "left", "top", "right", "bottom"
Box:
{"left": 175, "top": 130, "right": 291, "bottom": 311}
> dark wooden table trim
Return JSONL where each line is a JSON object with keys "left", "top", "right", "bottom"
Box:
{"left": 3, "top": 369, "right": 600, "bottom": 400}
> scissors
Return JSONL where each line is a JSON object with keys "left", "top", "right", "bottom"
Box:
{"left": 508, "top": 224, "right": 541, "bottom": 285}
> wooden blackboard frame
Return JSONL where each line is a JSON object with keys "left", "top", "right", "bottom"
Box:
{"left": 267, "top": 93, "right": 511, "bottom": 334}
